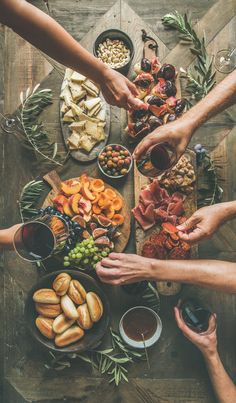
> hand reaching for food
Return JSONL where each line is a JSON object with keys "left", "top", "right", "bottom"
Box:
{"left": 177, "top": 203, "right": 235, "bottom": 243}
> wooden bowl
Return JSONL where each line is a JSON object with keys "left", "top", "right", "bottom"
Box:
{"left": 25, "top": 270, "right": 110, "bottom": 353}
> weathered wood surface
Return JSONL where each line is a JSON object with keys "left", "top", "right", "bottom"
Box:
{"left": 0, "top": 0, "right": 236, "bottom": 402}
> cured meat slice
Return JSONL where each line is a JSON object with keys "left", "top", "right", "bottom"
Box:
{"left": 132, "top": 205, "right": 155, "bottom": 231}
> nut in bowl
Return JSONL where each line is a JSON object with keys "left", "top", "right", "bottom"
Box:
{"left": 25, "top": 270, "right": 110, "bottom": 353}
{"left": 98, "top": 144, "right": 133, "bottom": 179}
{"left": 94, "top": 29, "right": 134, "bottom": 76}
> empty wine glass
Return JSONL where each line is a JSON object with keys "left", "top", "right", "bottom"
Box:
{"left": 0, "top": 112, "right": 19, "bottom": 134}
{"left": 215, "top": 48, "right": 236, "bottom": 73}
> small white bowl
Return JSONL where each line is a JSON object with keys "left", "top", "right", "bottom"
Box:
{"left": 119, "top": 306, "right": 162, "bottom": 349}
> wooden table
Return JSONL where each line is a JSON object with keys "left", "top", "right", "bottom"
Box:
{"left": 1, "top": 1, "right": 236, "bottom": 402}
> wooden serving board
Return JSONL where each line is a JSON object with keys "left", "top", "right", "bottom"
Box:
{"left": 60, "top": 92, "right": 110, "bottom": 162}
{"left": 42, "top": 170, "right": 131, "bottom": 253}
{"left": 134, "top": 149, "right": 198, "bottom": 258}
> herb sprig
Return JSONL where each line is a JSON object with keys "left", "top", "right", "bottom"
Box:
{"left": 18, "top": 179, "right": 44, "bottom": 222}
{"left": 162, "top": 11, "right": 216, "bottom": 103}
{"left": 142, "top": 282, "right": 160, "bottom": 313}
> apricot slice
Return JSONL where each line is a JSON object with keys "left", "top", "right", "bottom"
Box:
{"left": 112, "top": 214, "right": 124, "bottom": 226}
{"left": 63, "top": 201, "right": 74, "bottom": 217}
{"left": 91, "top": 192, "right": 100, "bottom": 205}
{"left": 61, "top": 180, "right": 81, "bottom": 196}
{"left": 80, "top": 173, "right": 90, "bottom": 186}
{"left": 90, "top": 179, "right": 105, "bottom": 193}
{"left": 81, "top": 182, "right": 95, "bottom": 201}
{"left": 92, "top": 204, "right": 102, "bottom": 215}
{"left": 69, "top": 194, "right": 82, "bottom": 214}
{"left": 104, "top": 188, "right": 117, "bottom": 200}
{"left": 104, "top": 207, "right": 115, "bottom": 220}
{"left": 112, "top": 196, "right": 123, "bottom": 211}
{"left": 98, "top": 193, "right": 111, "bottom": 208}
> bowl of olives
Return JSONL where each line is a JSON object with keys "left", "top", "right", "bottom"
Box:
{"left": 98, "top": 144, "right": 133, "bottom": 179}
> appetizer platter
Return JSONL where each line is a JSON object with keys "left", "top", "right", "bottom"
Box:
{"left": 25, "top": 270, "right": 110, "bottom": 353}
{"left": 42, "top": 171, "right": 131, "bottom": 269}
{"left": 133, "top": 150, "right": 198, "bottom": 260}
{"left": 60, "top": 68, "right": 110, "bottom": 161}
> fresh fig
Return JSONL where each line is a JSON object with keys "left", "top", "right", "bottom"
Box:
{"left": 94, "top": 236, "right": 112, "bottom": 247}
{"left": 82, "top": 230, "right": 91, "bottom": 239}
{"left": 71, "top": 215, "right": 86, "bottom": 229}
{"left": 132, "top": 108, "right": 149, "bottom": 121}
{"left": 92, "top": 228, "right": 108, "bottom": 239}
{"left": 147, "top": 95, "right": 165, "bottom": 107}
{"left": 163, "top": 81, "right": 177, "bottom": 97}
{"left": 141, "top": 58, "right": 151, "bottom": 72}
{"left": 148, "top": 115, "right": 162, "bottom": 130}
{"left": 107, "top": 225, "right": 120, "bottom": 239}
{"left": 175, "top": 99, "right": 186, "bottom": 114}
{"left": 94, "top": 214, "right": 112, "bottom": 227}
{"left": 89, "top": 222, "right": 98, "bottom": 231}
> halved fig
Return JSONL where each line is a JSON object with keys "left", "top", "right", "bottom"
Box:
{"left": 89, "top": 222, "right": 98, "bottom": 231}
{"left": 72, "top": 215, "right": 86, "bottom": 228}
{"left": 92, "top": 228, "right": 108, "bottom": 239}
{"left": 94, "top": 236, "right": 112, "bottom": 247}
{"left": 82, "top": 230, "right": 91, "bottom": 239}
{"left": 96, "top": 215, "right": 112, "bottom": 227}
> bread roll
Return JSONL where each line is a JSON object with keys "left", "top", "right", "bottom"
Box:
{"left": 77, "top": 303, "right": 93, "bottom": 330}
{"left": 86, "top": 292, "right": 103, "bottom": 322}
{"left": 35, "top": 316, "right": 55, "bottom": 339}
{"left": 68, "top": 280, "right": 86, "bottom": 305}
{"left": 53, "top": 313, "right": 75, "bottom": 334}
{"left": 35, "top": 302, "right": 62, "bottom": 318}
{"left": 61, "top": 294, "right": 79, "bottom": 320}
{"left": 55, "top": 325, "right": 84, "bottom": 347}
{"left": 33, "top": 288, "right": 60, "bottom": 304}
{"left": 53, "top": 273, "right": 71, "bottom": 296}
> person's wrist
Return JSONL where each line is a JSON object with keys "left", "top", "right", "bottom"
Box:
{"left": 201, "top": 345, "right": 218, "bottom": 360}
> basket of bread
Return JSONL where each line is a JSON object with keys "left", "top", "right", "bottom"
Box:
{"left": 25, "top": 270, "right": 110, "bottom": 353}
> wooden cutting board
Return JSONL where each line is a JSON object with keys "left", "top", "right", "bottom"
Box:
{"left": 134, "top": 149, "right": 198, "bottom": 258}
{"left": 42, "top": 170, "right": 131, "bottom": 253}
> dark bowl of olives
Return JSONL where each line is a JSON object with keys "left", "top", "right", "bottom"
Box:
{"left": 97, "top": 144, "right": 133, "bottom": 180}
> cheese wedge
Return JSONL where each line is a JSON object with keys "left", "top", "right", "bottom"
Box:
{"left": 85, "top": 121, "right": 98, "bottom": 136}
{"left": 70, "top": 102, "right": 84, "bottom": 117}
{"left": 69, "top": 121, "right": 86, "bottom": 131}
{"left": 84, "top": 97, "right": 101, "bottom": 111}
{"left": 65, "top": 68, "right": 74, "bottom": 80}
{"left": 88, "top": 103, "right": 102, "bottom": 117}
{"left": 69, "top": 82, "right": 86, "bottom": 102}
{"left": 71, "top": 71, "right": 86, "bottom": 83}
{"left": 67, "top": 131, "right": 81, "bottom": 149}
{"left": 96, "top": 108, "right": 106, "bottom": 122}
{"left": 79, "top": 135, "right": 97, "bottom": 152}
{"left": 60, "top": 102, "right": 69, "bottom": 114}
{"left": 82, "top": 79, "right": 99, "bottom": 96}
{"left": 63, "top": 109, "right": 74, "bottom": 122}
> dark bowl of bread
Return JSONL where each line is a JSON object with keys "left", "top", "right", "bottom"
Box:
{"left": 25, "top": 270, "right": 110, "bottom": 353}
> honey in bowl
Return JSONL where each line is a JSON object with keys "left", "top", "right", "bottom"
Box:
{"left": 122, "top": 307, "right": 158, "bottom": 342}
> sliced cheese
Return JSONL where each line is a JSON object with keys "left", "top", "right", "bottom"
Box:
{"left": 67, "top": 131, "right": 81, "bottom": 149}
{"left": 69, "top": 82, "right": 86, "bottom": 102}
{"left": 96, "top": 108, "right": 106, "bottom": 122}
{"left": 79, "top": 134, "right": 97, "bottom": 152}
{"left": 60, "top": 102, "right": 69, "bottom": 114}
{"left": 71, "top": 71, "right": 86, "bottom": 83}
{"left": 88, "top": 103, "right": 102, "bottom": 117}
{"left": 82, "top": 79, "right": 99, "bottom": 96}
{"left": 63, "top": 108, "right": 74, "bottom": 122}
{"left": 84, "top": 97, "right": 101, "bottom": 111}
{"left": 70, "top": 102, "right": 84, "bottom": 117}
{"left": 69, "top": 121, "right": 86, "bottom": 131}
{"left": 65, "top": 68, "right": 74, "bottom": 80}
{"left": 85, "top": 121, "right": 98, "bottom": 136}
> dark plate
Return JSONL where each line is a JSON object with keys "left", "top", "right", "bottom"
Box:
{"left": 60, "top": 92, "right": 110, "bottom": 163}
{"left": 25, "top": 270, "right": 110, "bottom": 353}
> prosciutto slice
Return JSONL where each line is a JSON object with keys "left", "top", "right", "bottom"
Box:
{"left": 133, "top": 178, "right": 185, "bottom": 231}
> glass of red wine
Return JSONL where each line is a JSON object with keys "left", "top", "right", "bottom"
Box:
{"left": 179, "top": 298, "right": 216, "bottom": 335}
{"left": 136, "top": 142, "right": 177, "bottom": 177}
{"left": 13, "top": 214, "right": 69, "bottom": 262}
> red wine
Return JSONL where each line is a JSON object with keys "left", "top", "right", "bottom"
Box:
{"left": 150, "top": 144, "right": 171, "bottom": 170}
{"left": 181, "top": 299, "right": 211, "bottom": 333}
{"left": 122, "top": 307, "right": 157, "bottom": 341}
{"left": 21, "top": 222, "right": 55, "bottom": 260}
{"left": 136, "top": 142, "right": 176, "bottom": 177}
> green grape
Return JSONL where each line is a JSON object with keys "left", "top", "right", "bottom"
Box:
{"left": 94, "top": 247, "right": 99, "bottom": 253}
{"left": 63, "top": 261, "right": 70, "bottom": 267}
{"left": 76, "top": 253, "right": 82, "bottom": 259}
{"left": 93, "top": 255, "right": 99, "bottom": 262}
{"left": 92, "top": 263, "right": 97, "bottom": 269}
{"left": 64, "top": 256, "right": 69, "bottom": 261}
{"left": 83, "top": 258, "right": 89, "bottom": 264}
{"left": 85, "top": 250, "right": 90, "bottom": 256}
{"left": 80, "top": 247, "right": 85, "bottom": 253}
{"left": 74, "top": 248, "right": 79, "bottom": 254}
{"left": 71, "top": 254, "right": 76, "bottom": 259}
{"left": 101, "top": 251, "right": 108, "bottom": 257}
{"left": 87, "top": 244, "right": 92, "bottom": 249}
{"left": 90, "top": 248, "right": 95, "bottom": 254}
{"left": 104, "top": 247, "right": 110, "bottom": 253}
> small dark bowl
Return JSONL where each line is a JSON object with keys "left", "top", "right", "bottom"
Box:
{"left": 93, "top": 29, "right": 134, "bottom": 76}
{"left": 25, "top": 270, "right": 110, "bottom": 353}
{"left": 97, "top": 143, "right": 133, "bottom": 180}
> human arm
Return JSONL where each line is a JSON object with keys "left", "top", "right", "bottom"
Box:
{"left": 0, "top": 0, "right": 143, "bottom": 109}
{"left": 177, "top": 201, "right": 236, "bottom": 243}
{"left": 175, "top": 307, "right": 236, "bottom": 403}
{"left": 96, "top": 252, "right": 236, "bottom": 293}
{"left": 0, "top": 224, "right": 21, "bottom": 251}
{"left": 134, "top": 69, "right": 236, "bottom": 159}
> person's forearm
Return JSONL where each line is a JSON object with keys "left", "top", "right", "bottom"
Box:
{"left": 149, "top": 259, "right": 236, "bottom": 293}
{"left": 1, "top": 0, "right": 108, "bottom": 84}
{"left": 181, "top": 70, "right": 236, "bottom": 134}
{"left": 0, "top": 224, "right": 21, "bottom": 251}
{"left": 203, "top": 351, "right": 236, "bottom": 403}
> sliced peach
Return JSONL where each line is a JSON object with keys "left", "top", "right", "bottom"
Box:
{"left": 91, "top": 192, "right": 100, "bottom": 205}
{"left": 63, "top": 201, "right": 74, "bottom": 217}
{"left": 112, "top": 214, "right": 124, "bottom": 226}
{"left": 61, "top": 180, "right": 81, "bottom": 196}
{"left": 104, "top": 207, "right": 115, "bottom": 220}
{"left": 104, "top": 188, "right": 116, "bottom": 200}
{"left": 90, "top": 179, "right": 105, "bottom": 193}
{"left": 98, "top": 193, "right": 111, "bottom": 208}
{"left": 80, "top": 173, "right": 90, "bottom": 186}
{"left": 83, "top": 213, "right": 91, "bottom": 222}
{"left": 81, "top": 182, "right": 95, "bottom": 201}
{"left": 112, "top": 196, "right": 123, "bottom": 211}
{"left": 79, "top": 197, "right": 92, "bottom": 214}
{"left": 69, "top": 194, "right": 82, "bottom": 214}
{"left": 92, "top": 204, "right": 102, "bottom": 215}
{"left": 53, "top": 195, "right": 68, "bottom": 213}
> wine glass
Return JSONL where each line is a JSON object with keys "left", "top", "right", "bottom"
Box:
{"left": 13, "top": 214, "right": 69, "bottom": 262}
{"left": 0, "top": 112, "right": 19, "bottom": 134}
{"left": 215, "top": 48, "right": 236, "bottom": 73}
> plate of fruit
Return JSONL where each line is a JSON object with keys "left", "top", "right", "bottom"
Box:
{"left": 60, "top": 68, "right": 110, "bottom": 162}
{"left": 42, "top": 171, "right": 131, "bottom": 269}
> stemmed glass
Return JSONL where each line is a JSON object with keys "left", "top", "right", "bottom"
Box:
{"left": 215, "top": 48, "right": 236, "bottom": 74}
{"left": 0, "top": 112, "right": 19, "bottom": 134}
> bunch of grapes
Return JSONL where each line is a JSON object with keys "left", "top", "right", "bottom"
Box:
{"left": 63, "top": 237, "right": 111, "bottom": 269}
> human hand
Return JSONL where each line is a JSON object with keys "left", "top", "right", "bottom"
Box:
{"left": 177, "top": 204, "right": 228, "bottom": 243}
{"left": 0, "top": 224, "right": 21, "bottom": 251}
{"left": 96, "top": 252, "right": 154, "bottom": 285}
{"left": 133, "top": 116, "right": 193, "bottom": 161}
{"left": 174, "top": 306, "right": 217, "bottom": 357}
{"left": 99, "top": 68, "right": 145, "bottom": 110}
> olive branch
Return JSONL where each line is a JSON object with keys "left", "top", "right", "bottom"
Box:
{"left": 18, "top": 179, "right": 45, "bottom": 222}
{"left": 162, "top": 11, "right": 216, "bottom": 103}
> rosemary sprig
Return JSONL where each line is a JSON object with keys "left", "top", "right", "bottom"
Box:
{"left": 45, "top": 328, "right": 145, "bottom": 386}
{"left": 18, "top": 179, "right": 44, "bottom": 222}
{"left": 162, "top": 11, "right": 216, "bottom": 102}
{"left": 18, "top": 84, "right": 64, "bottom": 166}
{"left": 142, "top": 282, "right": 160, "bottom": 313}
